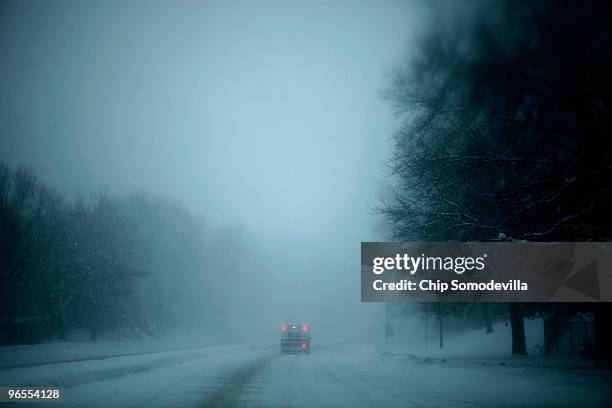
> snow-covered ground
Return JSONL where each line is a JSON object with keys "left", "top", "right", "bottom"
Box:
{"left": 0, "top": 331, "right": 610, "bottom": 407}
{"left": 0, "top": 333, "right": 217, "bottom": 370}
{"left": 381, "top": 319, "right": 601, "bottom": 369}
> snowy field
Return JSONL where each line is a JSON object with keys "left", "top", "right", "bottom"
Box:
{"left": 1, "top": 328, "right": 611, "bottom": 408}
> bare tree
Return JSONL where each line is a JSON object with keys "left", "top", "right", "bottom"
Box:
{"left": 380, "top": 0, "right": 612, "bottom": 360}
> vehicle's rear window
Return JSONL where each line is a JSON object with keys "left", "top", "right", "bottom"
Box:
{"left": 288, "top": 332, "right": 295, "bottom": 338}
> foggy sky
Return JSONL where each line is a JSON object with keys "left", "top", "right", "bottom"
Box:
{"left": 1, "top": 0, "right": 427, "bottom": 337}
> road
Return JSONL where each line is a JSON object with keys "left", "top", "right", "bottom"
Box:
{"left": 1, "top": 343, "right": 611, "bottom": 407}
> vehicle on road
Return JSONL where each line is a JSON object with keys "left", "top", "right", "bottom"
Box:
{"left": 280, "top": 323, "right": 310, "bottom": 354}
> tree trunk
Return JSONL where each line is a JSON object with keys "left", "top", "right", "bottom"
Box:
{"left": 89, "top": 301, "right": 99, "bottom": 342}
{"left": 483, "top": 304, "right": 494, "bottom": 334}
{"left": 439, "top": 315, "right": 444, "bottom": 349}
{"left": 50, "top": 305, "right": 67, "bottom": 341}
{"left": 543, "top": 318, "right": 553, "bottom": 354}
{"left": 57, "top": 296, "right": 68, "bottom": 341}
{"left": 89, "top": 324, "right": 98, "bottom": 342}
{"left": 593, "top": 303, "right": 612, "bottom": 368}
{"left": 58, "top": 316, "right": 67, "bottom": 341}
{"left": 509, "top": 303, "right": 527, "bottom": 355}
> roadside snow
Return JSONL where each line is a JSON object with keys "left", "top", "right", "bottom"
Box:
{"left": 0, "top": 333, "right": 216, "bottom": 369}
{"left": 383, "top": 319, "right": 544, "bottom": 358}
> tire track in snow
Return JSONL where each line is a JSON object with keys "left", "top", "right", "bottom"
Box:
{"left": 199, "top": 352, "right": 278, "bottom": 408}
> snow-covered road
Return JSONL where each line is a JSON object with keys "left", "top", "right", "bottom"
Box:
{"left": 1, "top": 343, "right": 610, "bottom": 407}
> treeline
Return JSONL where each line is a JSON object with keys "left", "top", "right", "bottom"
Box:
{"left": 0, "top": 163, "right": 270, "bottom": 345}
{"left": 380, "top": 1, "right": 611, "bottom": 365}
{"left": 409, "top": 302, "right": 596, "bottom": 353}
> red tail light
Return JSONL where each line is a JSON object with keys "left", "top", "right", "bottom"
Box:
{"left": 281, "top": 324, "right": 287, "bottom": 332}
{"left": 301, "top": 342, "right": 307, "bottom": 349}
{"left": 302, "top": 324, "right": 309, "bottom": 332}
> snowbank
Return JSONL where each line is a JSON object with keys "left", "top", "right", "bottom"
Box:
{"left": 0, "top": 332, "right": 216, "bottom": 369}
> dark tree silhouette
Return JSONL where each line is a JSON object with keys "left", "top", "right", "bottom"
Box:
{"left": 381, "top": 0, "right": 612, "bottom": 362}
{"left": 0, "top": 163, "right": 271, "bottom": 345}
